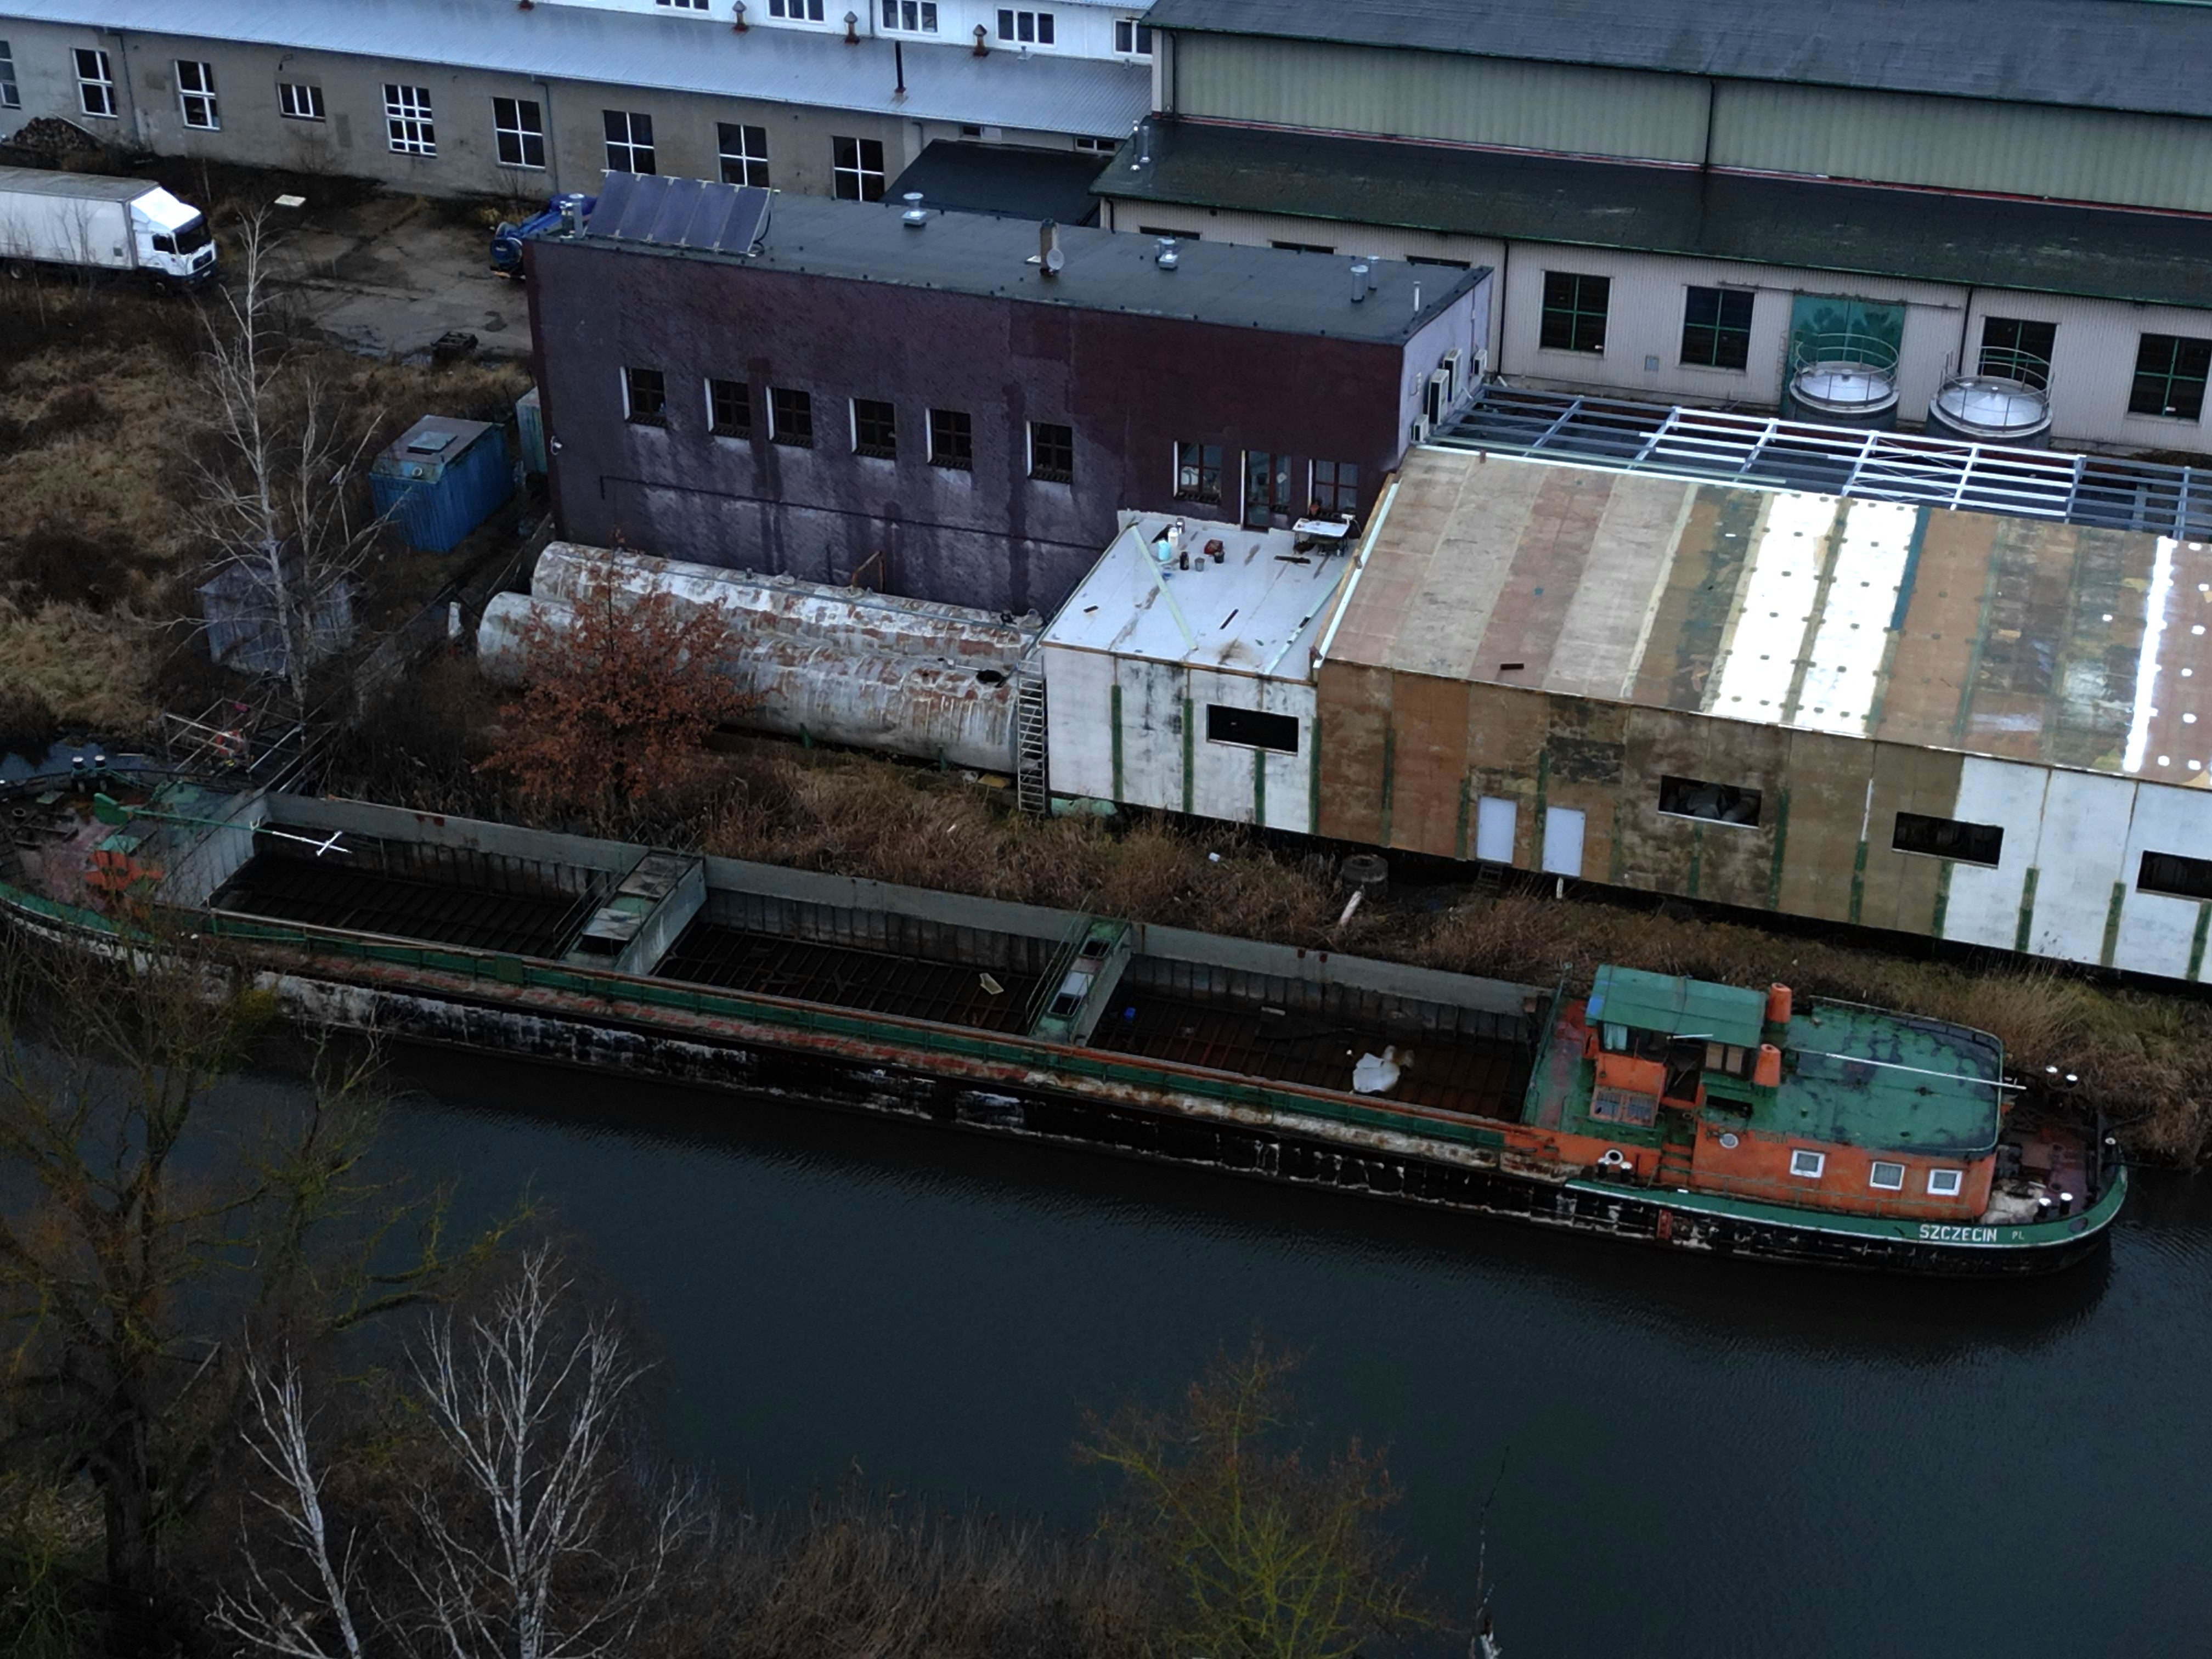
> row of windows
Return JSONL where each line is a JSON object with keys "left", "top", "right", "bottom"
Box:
{"left": 1539, "top": 270, "right": 2212, "bottom": 423}
{"left": 1785, "top": 1149, "right": 1965, "bottom": 1197}
{"left": 700, "top": 0, "right": 1153, "bottom": 53}
{"left": 1173, "top": 442, "right": 1361, "bottom": 526}
{"left": 623, "top": 368, "right": 1075, "bottom": 479}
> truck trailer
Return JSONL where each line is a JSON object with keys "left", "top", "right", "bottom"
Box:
{"left": 0, "top": 166, "right": 216, "bottom": 286}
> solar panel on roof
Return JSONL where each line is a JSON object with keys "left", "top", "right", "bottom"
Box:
{"left": 585, "top": 173, "right": 770, "bottom": 254}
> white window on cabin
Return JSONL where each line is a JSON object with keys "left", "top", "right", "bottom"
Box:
{"left": 881, "top": 0, "right": 939, "bottom": 32}
{"left": 1475, "top": 796, "right": 1516, "bottom": 865}
{"left": 1869, "top": 1161, "right": 1906, "bottom": 1191}
{"left": 997, "top": 8, "right": 1056, "bottom": 44}
{"left": 1114, "top": 17, "right": 1153, "bottom": 53}
{"left": 176, "top": 60, "right": 218, "bottom": 130}
{"left": 1788, "top": 1149, "right": 1825, "bottom": 1180}
{"left": 75, "top": 48, "right": 115, "bottom": 119}
{"left": 1927, "top": 1167, "right": 1964, "bottom": 1198}
{"left": 768, "top": 0, "right": 827, "bottom": 18}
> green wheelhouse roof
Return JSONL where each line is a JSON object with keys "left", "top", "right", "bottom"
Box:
{"left": 1586, "top": 966, "right": 1768, "bottom": 1049}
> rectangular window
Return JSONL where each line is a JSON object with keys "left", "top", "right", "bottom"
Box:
{"left": 716, "top": 122, "right": 770, "bottom": 187}
{"left": 1175, "top": 442, "right": 1222, "bottom": 503}
{"left": 1114, "top": 17, "right": 1153, "bottom": 52}
{"left": 657, "top": 0, "right": 712, "bottom": 8}
{"left": 1310, "top": 459, "right": 1359, "bottom": 516}
{"left": 176, "top": 60, "right": 218, "bottom": 129}
{"left": 75, "top": 48, "right": 115, "bottom": 119}
{"left": 1073, "top": 136, "right": 1118, "bottom": 154}
{"left": 1927, "top": 1168, "right": 1964, "bottom": 1198}
{"left": 832, "top": 136, "right": 886, "bottom": 201}
{"left": 852, "top": 398, "right": 898, "bottom": 459}
{"left": 1406, "top": 255, "right": 1472, "bottom": 270}
{"left": 384, "top": 83, "right": 435, "bottom": 155}
{"left": 1137, "top": 225, "right": 1200, "bottom": 241}
{"left": 997, "top": 8, "right": 1056, "bottom": 43}
{"left": 2138, "top": 849, "right": 2212, "bottom": 902}
{"left": 708, "top": 379, "right": 751, "bottom": 438}
{"left": 1979, "top": 317, "right": 2055, "bottom": 391}
{"left": 1788, "top": 1149, "right": 1825, "bottom": 1180}
{"left": 1206, "top": 705, "right": 1299, "bottom": 754}
{"left": 493, "top": 97, "right": 545, "bottom": 169}
{"left": 1269, "top": 239, "right": 1335, "bottom": 255}
{"left": 1869, "top": 1161, "right": 1906, "bottom": 1192}
{"left": 929, "top": 408, "right": 973, "bottom": 470}
{"left": 278, "top": 82, "right": 326, "bottom": 122}
{"left": 1657, "top": 775, "right": 1762, "bottom": 827}
{"left": 770, "top": 387, "right": 814, "bottom": 448}
{"left": 1893, "top": 811, "right": 2003, "bottom": 867}
{"left": 603, "top": 110, "right": 656, "bottom": 174}
{"left": 1029, "top": 421, "right": 1073, "bottom": 483}
{"left": 881, "top": 0, "right": 939, "bottom": 30}
{"left": 1540, "top": 271, "right": 1609, "bottom": 354}
{"left": 769, "top": 0, "right": 826, "bottom": 15}
{"left": 2129, "top": 334, "right": 2211, "bottom": 421}
{"left": 623, "top": 366, "right": 667, "bottom": 427}
{"left": 1243, "top": 450, "right": 1290, "bottom": 529}
{"left": 1680, "top": 285, "right": 1753, "bottom": 371}
{"left": 0, "top": 41, "right": 18, "bottom": 111}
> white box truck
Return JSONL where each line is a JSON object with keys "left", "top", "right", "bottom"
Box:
{"left": 0, "top": 166, "right": 217, "bottom": 287}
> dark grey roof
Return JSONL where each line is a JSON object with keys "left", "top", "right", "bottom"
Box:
{"left": 1143, "top": 0, "right": 2212, "bottom": 120}
{"left": 1102, "top": 121, "right": 2212, "bottom": 310}
{"left": 574, "top": 178, "right": 1482, "bottom": 343}
{"left": 888, "top": 142, "right": 1110, "bottom": 226}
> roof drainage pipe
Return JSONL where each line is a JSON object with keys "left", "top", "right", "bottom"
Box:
{"left": 477, "top": 591, "right": 1019, "bottom": 773}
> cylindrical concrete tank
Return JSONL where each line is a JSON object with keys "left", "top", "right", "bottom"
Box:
{"left": 477, "top": 592, "right": 1018, "bottom": 772}
{"left": 530, "top": 544, "right": 1036, "bottom": 665}
{"left": 1924, "top": 375, "right": 2053, "bottom": 448}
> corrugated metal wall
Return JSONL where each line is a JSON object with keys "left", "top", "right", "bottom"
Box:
{"left": 1170, "top": 34, "right": 1708, "bottom": 164}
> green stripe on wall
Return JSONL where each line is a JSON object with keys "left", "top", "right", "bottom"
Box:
{"left": 1253, "top": 747, "right": 1266, "bottom": 828}
{"left": 1848, "top": 839, "right": 1868, "bottom": 925}
{"left": 1109, "top": 682, "right": 1124, "bottom": 804}
{"left": 1181, "top": 696, "right": 1194, "bottom": 816}
{"left": 2191, "top": 904, "right": 2212, "bottom": 983}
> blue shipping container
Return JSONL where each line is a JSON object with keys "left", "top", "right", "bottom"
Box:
{"left": 370, "top": 415, "right": 514, "bottom": 553}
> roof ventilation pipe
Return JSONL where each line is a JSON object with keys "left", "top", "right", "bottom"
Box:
{"left": 973, "top": 22, "right": 989, "bottom": 53}
{"left": 731, "top": 0, "right": 747, "bottom": 28}
{"left": 1155, "top": 236, "right": 1178, "bottom": 270}
{"left": 559, "top": 197, "right": 581, "bottom": 236}
{"left": 1037, "top": 219, "right": 1064, "bottom": 275}
{"left": 1412, "top": 281, "right": 1421, "bottom": 315}
{"left": 902, "top": 190, "right": 928, "bottom": 227}
{"left": 843, "top": 8, "right": 859, "bottom": 42}
{"left": 1349, "top": 261, "right": 1368, "bottom": 304}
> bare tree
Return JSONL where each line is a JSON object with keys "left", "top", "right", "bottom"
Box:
{"left": 191, "top": 209, "right": 387, "bottom": 714}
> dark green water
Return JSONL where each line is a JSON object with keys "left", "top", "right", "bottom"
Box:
{"left": 371, "top": 1046, "right": 2210, "bottom": 1658}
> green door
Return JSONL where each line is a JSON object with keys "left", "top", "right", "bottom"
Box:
{"left": 1786, "top": 293, "right": 1904, "bottom": 390}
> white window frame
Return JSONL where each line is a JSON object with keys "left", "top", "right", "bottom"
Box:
{"left": 384, "top": 83, "right": 435, "bottom": 156}
{"left": 1113, "top": 16, "right": 1152, "bottom": 54}
{"left": 0, "top": 41, "right": 22, "bottom": 111}
{"left": 1926, "top": 1167, "right": 1964, "bottom": 1198}
{"left": 768, "top": 0, "right": 826, "bottom": 18}
{"left": 1788, "top": 1149, "right": 1826, "bottom": 1180}
{"left": 656, "top": 0, "right": 712, "bottom": 9}
{"left": 881, "top": 0, "right": 939, "bottom": 31}
{"left": 603, "top": 109, "right": 656, "bottom": 176}
{"left": 1868, "top": 1160, "right": 1906, "bottom": 1191}
{"left": 278, "top": 82, "right": 325, "bottom": 122}
{"left": 996, "top": 7, "right": 1056, "bottom": 44}
{"left": 75, "top": 48, "right": 115, "bottom": 119}
{"left": 492, "top": 97, "right": 545, "bottom": 170}
{"left": 176, "top": 60, "right": 218, "bottom": 130}
{"left": 717, "top": 122, "right": 769, "bottom": 187}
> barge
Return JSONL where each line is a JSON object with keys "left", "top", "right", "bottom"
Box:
{"left": 0, "top": 772, "right": 2124, "bottom": 1275}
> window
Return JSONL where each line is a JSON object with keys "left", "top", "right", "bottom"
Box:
{"left": 1270, "top": 239, "right": 1335, "bottom": 255}
{"left": 929, "top": 408, "right": 973, "bottom": 470}
{"left": 1310, "top": 460, "right": 1358, "bottom": 516}
{"left": 769, "top": 0, "right": 826, "bottom": 15}
{"left": 1927, "top": 1168, "right": 1965, "bottom": 1198}
{"left": 493, "top": 97, "right": 545, "bottom": 169}
{"left": 1114, "top": 17, "right": 1153, "bottom": 52}
{"left": 624, "top": 366, "right": 667, "bottom": 426}
{"left": 881, "top": 0, "right": 939, "bottom": 30}
{"left": 1893, "top": 811, "right": 2003, "bottom": 867}
{"left": 770, "top": 387, "right": 814, "bottom": 448}
{"left": 1869, "top": 1161, "right": 1906, "bottom": 1192}
{"left": 603, "top": 110, "right": 656, "bottom": 174}
{"left": 1588, "top": 1088, "right": 1658, "bottom": 1128}
{"left": 708, "top": 379, "right": 751, "bottom": 438}
{"left": 832, "top": 136, "right": 886, "bottom": 201}
{"left": 75, "top": 48, "right": 115, "bottom": 119}
{"left": 996, "top": 8, "right": 1056, "bottom": 43}
{"left": 1244, "top": 450, "right": 1290, "bottom": 529}
{"left": 2138, "top": 849, "right": 2212, "bottom": 902}
{"left": 1657, "top": 775, "right": 1760, "bottom": 827}
{"left": 1073, "top": 136, "right": 1118, "bottom": 153}
{"left": 279, "top": 82, "right": 326, "bottom": 122}
{"left": 657, "top": 0, "right": 711, "bottom": 8}
{"left": 713, "top": 122, "right": 771, "bottom": 188}
{"left": 1539, "top": 272, "right": 1610, "bottom": 354}
{"left": 1979, "top": 317, "right": 2055, "bottom": 390}
{"left": 1788, "top": 1149, "right": 1826, "bottom": 1180}
{"left": 1137, "top": 225, "right": 1200, "bottom": 240}
{"left": 1175, "top": 442, "right": 1222, "bottom": 503}
{"left": 1680, "top": 285, "right": 1753, "bottom": 371}
{"left": 0, "top": 41, "right": 17, "bottom": 111}
{"left": 1205, "top": 706, "right": 1299, "bottom": 754}
{"left": 385, "top": 83, "right": 435, "bottom": 155}
{"left": 2129, "top": 334, "right": 2211, "bottom": 421}
{"left": 1406, "top": 255, "right": 1472, "bottom": 270}
{"left": 853, "top": 398, "right": 898, "bottom": 459}
{"left": 1029, "top": 421, "right": 1073, "bottom": 483}
{"left": 172, "top": 59, "right": 219, "bottom": 129}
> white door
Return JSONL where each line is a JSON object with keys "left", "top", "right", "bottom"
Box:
{"left": 1542, "top": 806, "right": 1585, "bottom": 878}
{"left": 1475, "top": 795, "right": 1517, "bottom": 864}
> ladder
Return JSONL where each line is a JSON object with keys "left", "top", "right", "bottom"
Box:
{"left": 1014, "top": 662, "right": 1049, "bottom": 815}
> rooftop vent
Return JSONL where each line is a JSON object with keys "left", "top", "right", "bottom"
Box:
{"left": 1037, "top": 219, "right": 1064, "bottom": 275}
{"left": 1155, "top": 236, "right": 1179, "bottom": 270}
{"left": 1350, "top": 261, "right": 1368, "bottom": 304}
{"left": 901, "top": 190, "right": 927, "bottom": 228}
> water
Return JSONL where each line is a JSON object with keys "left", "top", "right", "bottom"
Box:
{"left": 368, "top": 1046, "right": 2211, "bottom": 1658}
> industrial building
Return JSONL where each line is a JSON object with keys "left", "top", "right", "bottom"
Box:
{"left": 1042, "top": 443, "right": 2212, "bottom": 983}
{"left": 526, "top": 172, "right": 1485, "bottom": 614}
{"left": 1098, "top": 0, "right": 2212, "bottom": 458}
{"left": 0, "top": 0, "right": 1148, "bottom": 198}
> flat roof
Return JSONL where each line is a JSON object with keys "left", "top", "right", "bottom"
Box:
{"left": 577, "top": 176, "right": 1485, "bottom": 342}
{"left": 1101, "top": 121, "right": 2212, "bottom": 311}
{"left": 1325, "top": 447, "right": 2212, "bottom": 781}
{"left": 4, "top": 0, "right": 1149, "bottom": 134}
{"left": 1587, "top": 967, "right": 1767, "bottom": 1050}
{"left": 1144, "top": 0, "right": 2212, "bottom": 121}
{"left": 1043, "top": 514, "right": 1352, "bottom": 678}
{"left": 1770, "top": 1002, "right": 2003, "bottom": 1154}
{"left": 888, "top": 141, "right": 1110, "bottom": 225}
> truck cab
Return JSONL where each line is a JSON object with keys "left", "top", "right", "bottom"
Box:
{"left": 132, "top": 189, "right": 217, "bottom": 286}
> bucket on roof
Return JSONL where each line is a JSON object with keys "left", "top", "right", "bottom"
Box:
{"left": 370, "top": 415, "right": 513, "bottom": 552}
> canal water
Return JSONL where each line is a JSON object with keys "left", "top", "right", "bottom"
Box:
{"left": 364, "top": 1046, "right": 2204, "bottom": 1658}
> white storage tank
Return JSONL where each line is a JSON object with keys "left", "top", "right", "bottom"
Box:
{"left": 1924, "top": 373, "right": 2054, "bottom": 448}
{"left": 1781, "top": 331, "right": 1900, "bottom": 430}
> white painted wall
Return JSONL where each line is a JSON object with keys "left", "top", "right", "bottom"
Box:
{"left": 541, "top": 0, "right": 1150, "bottom": 63}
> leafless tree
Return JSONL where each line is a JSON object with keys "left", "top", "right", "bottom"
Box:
{"left": 191, "top": 208, "right": 387, "bottom": 714}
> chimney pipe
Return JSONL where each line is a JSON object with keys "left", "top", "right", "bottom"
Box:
{"left": 731, "top": 0, "right": 747, "bottom": 29}
{"left": 1412, "top": 281, "right": 1422, "bottom": 314}
{"left": 1155, "top": 235, "right": 1179, "bottom": 269}
{"left": 843, "top": 8, "right": 859, "bottom": 43}
{"left": 894, "top": 38, "right": 905, "bottom": 94}
{"left": 1037, "top": 219, "right": 1064, "bottom": 275}
{"left": 972, "top": 21, "right": 989, "bottom": 53}
{"left": 1349, "top": 261, "right": 1368, "bottom": 304}
{"left": 902, "top": 191, "right": 928, "bottom": 227}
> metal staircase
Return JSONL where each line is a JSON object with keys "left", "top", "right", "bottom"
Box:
{"left": 1014, "top": 662, "right": 1049, "bottom": 815}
